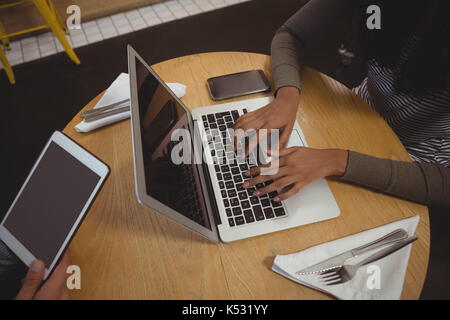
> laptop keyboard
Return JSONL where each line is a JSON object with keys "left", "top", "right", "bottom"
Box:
{"left": 201, "top": 109, "right": 287, "bottom": 228}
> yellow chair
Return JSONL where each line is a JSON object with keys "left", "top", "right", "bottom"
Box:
{"left": 0, "top": 0, "right": 80, "bottom": 84}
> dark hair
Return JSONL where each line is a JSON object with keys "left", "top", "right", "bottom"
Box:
{"left": 352, "top": 0, "right": 450, "bottom": 94}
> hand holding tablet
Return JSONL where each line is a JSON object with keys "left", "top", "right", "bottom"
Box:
{"left": 15, "top": 250, "right": 72, "bottom": 300}
{"left": 0, "top": 131, "right": 109, "bottom": 280}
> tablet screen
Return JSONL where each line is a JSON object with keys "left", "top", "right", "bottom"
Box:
{"left": 3, "top": 141, "right": 100, "bottom": 267}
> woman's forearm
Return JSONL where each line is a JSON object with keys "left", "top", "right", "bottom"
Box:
{"left": 271, "top": 0, "right": 358, "bottom": 93}
{"left": 339, "top": 151, "right": 450, "bottom": 207}
{"left": 271, "top": 28, "right": 304, "bottom": 93}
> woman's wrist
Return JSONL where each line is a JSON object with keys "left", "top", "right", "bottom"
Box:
{"left": 327, "top": 149, "right": 349, "bottom": 177}
{"left": 277, "top": 86, "right": 300, "bottom": 102}
{"left": 275, "top": 86, "right": 300, "bottom": 112}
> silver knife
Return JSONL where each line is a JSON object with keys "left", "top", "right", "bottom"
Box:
{"left": 296, "top": 228, "right": 409, "bottom": 275}
{"left": 81, "top": 98, "right": 130, "bottom": 118}
{"left": 83, "top": 105, "right": 130, "bottom": 122}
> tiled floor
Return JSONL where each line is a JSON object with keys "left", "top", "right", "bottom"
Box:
{"left": 1, "top": 0, "right": 251, "bottom": 69}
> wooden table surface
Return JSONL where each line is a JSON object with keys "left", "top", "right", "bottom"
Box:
{"left": 63, "top": 52, "right": 429, "bottom": 299}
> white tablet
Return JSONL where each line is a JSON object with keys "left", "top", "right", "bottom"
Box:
{"left": 0, "top": 131, "right": 109, "bottom": 279}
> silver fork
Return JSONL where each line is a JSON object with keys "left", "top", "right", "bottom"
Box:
{"left": 318, "top": 236, "right": 418, "bottom": 286}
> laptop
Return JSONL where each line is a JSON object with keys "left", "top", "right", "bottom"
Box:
{"left": 128, "top": 46, "right": 340, "bottom": 243}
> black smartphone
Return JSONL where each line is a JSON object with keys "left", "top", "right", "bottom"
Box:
{"left": 206, "top": 70, "right": 271, "bottom": 100}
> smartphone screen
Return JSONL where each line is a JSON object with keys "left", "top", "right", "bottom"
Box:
{"left": 207, "top": 70, "right": 270, "bottom": 100}
{"left": 2, "top": 141, "right": 101, "bottom": 267}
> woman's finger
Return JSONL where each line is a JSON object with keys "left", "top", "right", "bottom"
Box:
{"left": 233, "top": 118, "right": 264, "bottom": 151}
{"left": 15, "top": 260, "right": 45, "bottom": 300}
{"left": 244, "top": 165, "right": 261, "bottom": 177}
{"left": 246, "top": 126, "right": 268, "bottom": 157}
{"left": 233, "top": 111, "right": 258, "bottom": 131}
{"left": 278, "top": 123, "right": 294, "bottom": 148}
{"left": 45, "top": 251, "right": 72, "bottom": 288}
{"left": 275, "top": 181, "right": 307, "bottom": 201}
{"left": 244, "top": 157, "right": 288, "bottom": 177}
{"left": 243, "top": 174, "right": 271, "bottom": 188}
{"left": 243, "top": 166, "right": 288, "bottom": 188}
{"left": 267, "top": 147, "right": 298, "bottom": 157}
{"left": 253, "top": 176, "right": 295, "bottom": 197}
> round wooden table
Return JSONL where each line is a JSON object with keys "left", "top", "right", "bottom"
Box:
{"left": 63, "top": 52, "right": 429, "bottom": 299}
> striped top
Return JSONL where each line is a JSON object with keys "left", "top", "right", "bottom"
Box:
{"left": 271, "top": 0, "right": 450, "bottom": 207}
{"left": 353, "top": 34, "right": 450, "bottom": 167}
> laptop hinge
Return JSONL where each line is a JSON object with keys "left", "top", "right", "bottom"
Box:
{"left": 193, "top": 120, "right": 222, "bottom": 226}
{"left": 201, "top": 161, "right": 221, "bottom": 226}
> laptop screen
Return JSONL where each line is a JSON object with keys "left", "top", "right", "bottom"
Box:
{"left": 134, "top": 57, "right": 212, "bottom": 230}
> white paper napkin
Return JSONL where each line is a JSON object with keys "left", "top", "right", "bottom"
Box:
{"left": 75, "top": 73, "right": 187, "bottom": 133}
{"left": 272, "top": 216, "right": 420, "bottom": 299}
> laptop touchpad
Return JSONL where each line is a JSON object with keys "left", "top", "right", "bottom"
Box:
{"left": 262, "top": 128, "right": 304, "bottom": 164}
{"left": 285, "top": 129, "right": 304, "bottom": 148}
